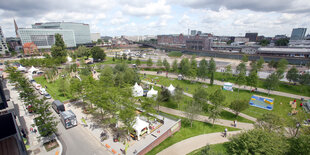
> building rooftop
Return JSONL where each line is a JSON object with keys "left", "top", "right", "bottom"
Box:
{"left": 258, "top": 47, "right": 310, "bottom": 54}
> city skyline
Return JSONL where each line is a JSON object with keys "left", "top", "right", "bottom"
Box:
{"left": 0, "top": 0, "right": 310, "bottom": 37}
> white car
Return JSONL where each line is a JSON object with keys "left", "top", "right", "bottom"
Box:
{"left": 44, "top": 93, "right": 52, "bottom": 99}
{"left": 39, "top": 88, "right": 47, "bottom": 95}
{"left": 35, "top": 83, "right": 42, "bottom": 90}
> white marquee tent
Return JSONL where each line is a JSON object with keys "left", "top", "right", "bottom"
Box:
{"left": 28, "top": 66, "right": 39, "bottom": 74}
{"left": 133, "top": 117, "right": 150, "bottom": 140}
{"left": 67, "top": 56, "right": 72, "bottom": 62}
{"left": 147, "top": 87, "right": 158, "bottom": 98}
{"left": 168, "top": 84, "right": 175, "bottom": 95}
{"left": 17, "top": 65, "right": 26, "bottom": 72}
{"left": 133, "top": 83, "right": 144, "bottom": 97}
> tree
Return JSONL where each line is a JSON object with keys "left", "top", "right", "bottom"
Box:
{"left": 128, "top": 56, "right": 132, "bottom": 61}
{"left": 257, "top": 56, "right": 265, "bottom": 71}
{"left": 147, "top": 58, "right": 153, "bottom": 67}
{"left": 209, "top": 89, "right": 225, "bottom": 125}
{"left": 76, "top": 46, "right": 90, "bottom": 58}
{"left": 247, "top": 69, "right": 259, "bottom": 90}
{"left": 241, "top": 54, "right": 248, "bottom": 62}
{"left": 228, "top": 129, "right": 289, "bottom": 155}
{"left": 184, "top": 101, "right": 201, "bottom": 128}
{"left": 275, "top": 38, "right": 289, "bottom": 46}
{"left": 135, "top": 58, "right": 141, "bottom": 66}
{"left": 298, "top": 73, "right": 310, "bottom": 93}
{"left": 235, "top": 62, "right": 247, "bottom": 92}
{"left": 264, "top": 72, "right": 280, "bottom": 95}
{"left": 157, "top": 88, "right": 171, "bottom": 102}
{"left": 179, "top": 58, "right": 191, "bottom": 77}
{"left": 288, "top": 134, "right": 310, "bottom": 155}
{"left": 208, "top": 58, "right": 216, "bottom": 85}
{"left": 229, "top": 100, "right": 249, "bottom": 117}
{"left": 97, "top": 39, "right": 103, "bottom": 45}
{"left": 190, "top": 55, "right": 197, "bottom": 70}
{"left": 223, "top": 65, "right": 232, "bottom": 80}
{"left": 268, "top": 60, "right": 277, "bottom": 69}
{"left": 163, "top": 58, "right": 170, "bottom": 71}
{"left": 255, "top": 113, "right": 285, "bottom": 133}
{"left": 286, "top": 66, "right": 299, "bottom": 83}
{"left": 173, "top": 86, "right": 183, "bottom": 109}
{"left": 198, "top": 59, "right": 208, "bottom": 80}
{"left": 172, "top": 59, "right": 178, "bottom": 73}
{"left": 51, "top": 33, "right": 67, "bottom": 58}
{"left": 156, "top": 58, "right": 163, "bottom": 67}
{"left": 91, "top": 46, "right": 106, "bottom": 61}
{"left": 119, "top": 106, "right": 136, "bottom": 135}
{"left": 99, "top": 66, "right": 115, "bottom": 87}
{"left": 193, "top": 86, "right": 208, "bottom": 109}
{"left": 306, "top": 61, "right": 310, "bottom": 69}
{"left": 259, "top": 39, "right": 270, "bottom": 46}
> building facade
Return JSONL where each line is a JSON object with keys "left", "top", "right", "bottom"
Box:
{"left": 18, "top": 28, "right": 76, "bottom": 49}
{"left": 245, "top": 33, "right": 258, "bottom": 42}
{"left": 290, "top": 28, "right": 307, "bottom": 40}
{"left": 23, "top": 42, "right": 38, "bottom": 55}
{"left": 0, "top": 26, "right": 8, "bottom": 55}
{"left": 32, "top": 22, "right": 91, "bottom": 45}
{"left": 157, "top": 34, "right": 212, "bottom": 50}
{"left": 91, "top": 33, "right": 101, "bottom": 42}
{"left": 6, "top": 37, "right": 22, "bottom": 51}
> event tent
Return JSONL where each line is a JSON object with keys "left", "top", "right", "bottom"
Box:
{"left": 133, "top": 117, "right": 150, "bottom": 140}
{"left": 147, "top": 87, "right": 158, "bottom": 98}
{"left": 168, "top": 84, "right": 175, "bottom": 95}
{"left": 223, "top": 82, "right": 233, "bottom": 91}
{"left": 17, "top": 65, "right": 26, "bottom": 72}
{"left": 67, "top": 56, "right": 72, "bottom": 62}
{"left": 28, "top": 66, "right": 39, "bottom": 74}
{"left": 133, "top": 83, "right": 144, "bottom": 97}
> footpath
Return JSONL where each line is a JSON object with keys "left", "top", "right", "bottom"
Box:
{"left": 140, "top": 71, "right": 310, "bottom": 100}
{"left": 7, "top": 82, "right": 62, "bottom": 155}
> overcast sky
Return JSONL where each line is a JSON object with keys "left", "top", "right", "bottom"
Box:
{"left": 0, "top": 0, "right": 310, "bottom": 37}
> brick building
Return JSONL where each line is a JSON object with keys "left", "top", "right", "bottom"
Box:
{"left": 157, "top": 34, "right": 212, "bottom": 50}
{"left": 23, "top": 42, "right": 38, "bottom": 55}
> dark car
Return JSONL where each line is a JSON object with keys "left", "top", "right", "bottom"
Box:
{"left": 52, "top": 100, "right": 65, "bottom": 114}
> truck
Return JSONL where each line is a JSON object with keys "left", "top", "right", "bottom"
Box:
{"left": 60, "top": 110, "right": 77, "bottom": 129}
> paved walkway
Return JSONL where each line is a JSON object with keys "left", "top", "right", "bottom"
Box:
{"left": 142, "top": 80, "right": 257, "bottom": 122}
{"left": 140, "top": 71, "right": 310, "bottom": 100}
{"left": 157, "top": 131, "right": 241, "bottom": 155}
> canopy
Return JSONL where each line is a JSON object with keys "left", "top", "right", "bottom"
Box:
{"left": 147, "top": 87, "right": 158, "bottom": 98}
{"left": 28, "top": 66, "right": 39, "bottom": 74}
{"left": 223, "top": 82, "right": 233, "bottom": 91}
{"left": 133, "top": 83, "right": 143, "bottom": 97}
{"left": 133, "top": 117, "right": 150, "bottom": 140}
{"left": 17, "top": 65, "right": 26, "bottom": 72}
{"left": 168, "top": 84, "right": 175, "bottom": 95}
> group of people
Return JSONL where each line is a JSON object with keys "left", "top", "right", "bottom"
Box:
{"left": 223, "top": 120, "right": 237, "bottom": 137}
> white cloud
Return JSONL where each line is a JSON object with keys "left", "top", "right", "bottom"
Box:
{"left": 122, "top": 0, "right": 171, "bottom": 16}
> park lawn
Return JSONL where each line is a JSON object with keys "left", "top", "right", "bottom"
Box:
{"left": 188, "top": 142, "right": 229, "bottom": 155}
{"left": 93, "top": 57, "right": 147, "bottom": 66}
{"left": 143, "top": 74, "right": 304, "bottom": 121}
{"left": 146, "top": 115, "right": 238, "bottom": 155}
{"left": 34, "top": 76, "right": 70, "bottom": 102}
{"left": 214, "top": 72, "right": 310, "bottom": 97}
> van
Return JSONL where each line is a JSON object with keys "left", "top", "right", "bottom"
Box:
{"left": 60, "top": 110, "right": 77, "bottom": 129}
{"left": 52, "top": 100, "right": 65, "bottom": 114}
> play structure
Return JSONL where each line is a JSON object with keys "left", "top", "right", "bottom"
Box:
{"left": 249, "top": 95, "right": 274, "bottom": 110}
{"left": 223, "top": 82, "right": 233, "bottom": 91}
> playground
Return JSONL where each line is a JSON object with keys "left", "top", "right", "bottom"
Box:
{"left": 249, "top": 95, "right": 274, "bottom": 110}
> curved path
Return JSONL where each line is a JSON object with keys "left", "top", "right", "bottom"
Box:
{"left": 140, "top": 71, "right": 310, "bottom": 100}
{"left": 157, "top": 131, "right": 241, "bottom": 155}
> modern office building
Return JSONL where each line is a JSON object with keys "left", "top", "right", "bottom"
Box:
{"left": 245, "top": 33, "right": 258, "bottom": 42}
{"left": 157, "top": 34, "right": 212, "bottom": 50}
{"left": 91, "top": 33, "right": 101, "bottom": 42}
{"left": 191, "top": 30, "right": 197, "bottom": 35}
{"left": 18, "top": 28, "right": 76, "bottom": 49}
{"left": 5, "top": 37, "right": 22, "bottom": 51}
{"left": 290, "top": 28, "right": 307, "bottom": 40}
{"left": 32, "top": 22, "right": 91, "bottom": 45}
{"left": 0, "top": 26, "right": 9, "bottom": 55}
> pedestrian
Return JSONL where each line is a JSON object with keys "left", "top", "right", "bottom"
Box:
{"left": 224, "top": 128, "right": 227, "bottom": 137}
{"left": 235, "top": 120, "right": 237, "bottom": 127}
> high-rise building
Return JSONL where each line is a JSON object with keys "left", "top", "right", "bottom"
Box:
{"left": 191, "top": 30, "right": 197, "bottom": 35}
{"left": 197, "top": 31, "right": 202, "bottom": 35}
{"left": 290, "top": 28, "right": 307, "bottom": 40}
{"left": 0, "top": 26, "right": 9, "bottom": 55}
{"left": 245, "top": 33, "right": 258, "bottom": 42}
{"left": 32, "top": 22, "right": 91, "bottom": 44}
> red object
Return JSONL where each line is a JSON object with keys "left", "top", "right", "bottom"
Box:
{"left": 300, "top": 103, "right": 303, "bottom": 107}
{"left": 294, "top": 99, "right": 296, "bottom": 102}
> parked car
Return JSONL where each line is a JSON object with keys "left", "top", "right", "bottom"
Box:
{"left": 60, "top": 110, "right": 77, "bottom": 129}
{"left": 32, "top": 82, "right": 37, "bottom": 87}
{"left": 35, "top": 83, "right": 42, "bottom": 90}
{"left": 44, "top": 93, "right": 52, "bottom": 99}
{"left": 52, "top": 100, "right": 65, "bottom": 114}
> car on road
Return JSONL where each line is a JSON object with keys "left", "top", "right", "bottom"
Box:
{"left": 60, "top": 110, "right": 77, "bottom": 129}
{"left": 39, "top": 88, "right": 47, "bottom": 95}
{"left": 35, "top": 83, "right": 42, "bottom": 90}
{"left": 52, "top": 100, "right": 65, "bottom": 114}
{"left": 44, "top": 93, "right": 52, "bottom": 99}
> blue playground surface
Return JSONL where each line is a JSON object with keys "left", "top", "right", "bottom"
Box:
{"left": 249, "top": 95, "right": 274, "bottom": 110}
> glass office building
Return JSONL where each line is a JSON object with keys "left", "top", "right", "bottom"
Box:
{"left": 18, "top": 28, "right": 76, "bottom": 49}
{"left": 0, "top": 26, "right": 8, "bottom": 55}
{"left": 32, "top": 22, "right": 91, "bottom": 45}
{"left": 291, "top": 28, "right": 307, "bottom": 40}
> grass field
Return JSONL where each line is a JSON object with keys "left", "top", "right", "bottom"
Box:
{"left": 143, "top": 74, "right": 304, "bottom": 120}
{"left": 146, "top": 115, "right": 238, "bottom": 155}
{"left": 188, "top": 142, "right": 229, "bottom": 155}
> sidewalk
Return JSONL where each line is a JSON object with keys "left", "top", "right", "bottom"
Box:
{"left": 7, "top": 82, "right": 62, "bottom": 155}
{"left": 158, "top": 131, "right": 241, "bottom": 155}
{"left": 142, "top": 80, "right": 257, "bottom": 123}
{"left": 140, "top": 71, "right": 310, "bottom": 100}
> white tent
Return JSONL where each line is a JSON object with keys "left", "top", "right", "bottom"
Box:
{"left": 17, "top": 65, "right": 26, "bottom": 72}
{"left": 168, "top": 84, "right": 175, "bottom": 95}
{"left": 67, "top": 56, "right": 72, "bottom": 62}
{"left": 147, "top": 87, "right": 158, "bottom": 98}
{"left": 28, "top": 66, "right": 39, "bottom": 74}
{"left": 133, "top": 83, "right": 143, "bottom": 97}
{"left": 133, "top": 117, "right": 150, "bottom": 140}
{"left": 223, "top": 82, "right": 233, "bottom": 91}
{"left": 27, "top": 74, "right": 33, "bottom": 81}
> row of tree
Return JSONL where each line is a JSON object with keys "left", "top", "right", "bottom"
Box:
{"left": 7, "top": 67, "right": 58, "bottom": 138}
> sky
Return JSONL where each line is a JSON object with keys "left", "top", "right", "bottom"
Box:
{"left": 0, "top": 0, "right": 310, "bottom": 37}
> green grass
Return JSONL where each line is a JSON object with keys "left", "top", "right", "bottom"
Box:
{"left": 143, "top": 74, "right": 305, "bottom": 121}
{"left": 188, "top": 142, "right": 229, "bottom": 155}
{"left": 168, "top": 51, "right": 183, "bottom": 57}
{"left": 214, "top": 72, "right": 310, "bottom": 97}
{"left": 146, "top": 116, "right": 238, "bottom": 155}
{"left": 34, "top": 76, "right": 70, "bottom": 102}
{"left": 92, "top": 57, "right": 147, "bottom": 66}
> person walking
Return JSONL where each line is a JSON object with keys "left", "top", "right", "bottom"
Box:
{"left": 224, "top": 128, "right": 227, "bottom": 137}
{"left": 234, "top": 120, "right": 237, "bottom": 127}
